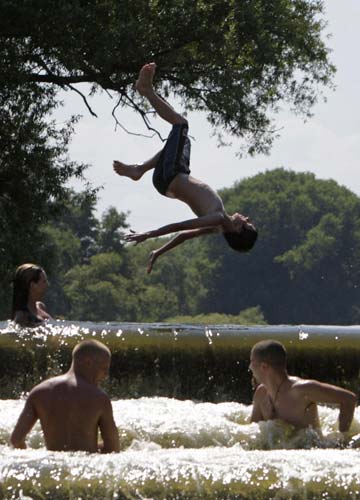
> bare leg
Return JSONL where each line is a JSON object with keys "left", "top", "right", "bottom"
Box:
{"left": 136, "top": 63, "right": 187, "bottom": 126}
{"left": 113, "top": 63, "right": 186, "bottom": 181}
{"left": 113, "top": 151, "right": 162, "bottom": 181}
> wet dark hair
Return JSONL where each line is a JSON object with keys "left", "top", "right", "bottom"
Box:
{"left": 223, "top": 225, "right": 258, "bottom": 252}
{"left": 11, "top": 263, "right": 43, "bottom": 319}
{"left": 251, "top": 340, "right": 287, "bottom": 369}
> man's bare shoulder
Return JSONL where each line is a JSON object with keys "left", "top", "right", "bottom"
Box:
{"left": 29, "top": 374, "right": 67, "bottom": 394}
{"left": 291, "top": 377, "right": 319, "bottom": 391}
{"left": 29, "top": 374, "right": 110, "bottom": 417}
{"left": 290, "top": 377, "right": 326, "bottom": 400}
{"left": 30, "top": 374, "right": 107, "bottom": 398}
{"left": 253, "top": 384, "right": 269, "bottom": 400}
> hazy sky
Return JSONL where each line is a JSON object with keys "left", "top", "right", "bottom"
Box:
{"left": 58, "top": 1, "right": 360, "bottom": 232}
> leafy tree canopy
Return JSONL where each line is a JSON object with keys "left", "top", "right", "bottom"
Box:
{"left": 64, "top": 252, "right": 179, "bottom": 322}
{"left": 206, "top": 168, "right": 360, "bottom": 324}
{"left": 0, "top": 79, "right": 87, "bottom": 306}
{"left": 2, "top": 168, "right": 360, "bottom": 325}
{"left": 1, "top": 0, "right": 334, "bottom": 154}
{"left": 166, "top": 306, "right": 267, "bottom": 325}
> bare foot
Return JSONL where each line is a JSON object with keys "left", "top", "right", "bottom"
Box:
{"left": 113, "top": 161, "right": 143, "bottom": 181}
{"left": 135, "top": 63, "right": 156, "bottom": 96}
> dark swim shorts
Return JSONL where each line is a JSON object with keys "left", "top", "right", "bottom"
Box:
{"left": 152, "top": 123, "right": 191, "bottom": 196}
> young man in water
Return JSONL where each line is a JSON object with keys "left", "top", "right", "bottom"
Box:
{"left": 249, "top": 340, "right": 356, "bottom": 433}
{"left": 113, "top": 62, "right": 257, "bottom": 273}
{"left": 10, "top": 340, "right": 120, "bottom": 453}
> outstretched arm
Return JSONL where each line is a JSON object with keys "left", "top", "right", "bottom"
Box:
{"left": 147, "top": 227, "right": 217, "bottom": 273}
{"left": 10, "top": 396, "right": 38, "bottom": 448}
{"left": 124, "top": 213, "right": 225, "bottom": 245}
{"left": 300, "top": 381, "right": 357, "bottom": 433}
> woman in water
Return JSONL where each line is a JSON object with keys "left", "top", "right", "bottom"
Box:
{"left": 11, "top": 263, "right": 52, "bottom": 326}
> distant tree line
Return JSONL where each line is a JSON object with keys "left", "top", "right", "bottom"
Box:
{"left": 1, "top": 168, "right": 360, "bottom": 325}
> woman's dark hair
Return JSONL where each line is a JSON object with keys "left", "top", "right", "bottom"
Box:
{"left": 11, "top": 263, "right": 43, "bottom": 319}
{"left": 223, "top": 225, "right": 258, "bottom": 252}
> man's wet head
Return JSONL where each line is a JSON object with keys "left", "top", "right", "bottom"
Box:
{"left": 72, "top": 340, "right": 111, "bottom": 385}
{"left": 223, "top": 213, "right": 257, "bottom": 252}
{"left": 249, "top": 340, "right": 287, "bottom": 383}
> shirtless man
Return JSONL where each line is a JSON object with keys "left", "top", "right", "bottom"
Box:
{"left": 249, "top": 340, "right": 356, "bottom": 433}
{"left": 113, "top": 63, "right": 257, "bottom": 273}
{"left": 10, "top": 340, "right": 120, "bottom": 453}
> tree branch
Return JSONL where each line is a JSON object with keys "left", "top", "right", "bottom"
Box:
{"left": 111, "top": 94, "right": 161, "bottom": 139}
{"left": 26, "top": 73, "right": 92, "bottom": 85}
{"left": 124, "top": 94, "right": 166, "bottom": 141}
{"left": 67, "top": 84, "right": 97, "bottom": 117}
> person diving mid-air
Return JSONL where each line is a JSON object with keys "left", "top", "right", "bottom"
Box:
{"left": 114, "top": 63, "right": 257, "bottom": 272}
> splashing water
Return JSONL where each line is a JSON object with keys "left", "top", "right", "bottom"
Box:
{"left": 1, "top": 321, "right": 360, "bottom": 498}
{"left": 1, "top": 399, "right": 360, "bottom": 499}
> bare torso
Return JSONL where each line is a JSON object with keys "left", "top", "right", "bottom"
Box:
{"left": 167, "top": 173, "right": 225, "bottom": 217}
{"left": 254, "top": 377, "right": 320, "bottom": 429}
{"left": 30, "top": 373, "right": 109, "bottom": 452}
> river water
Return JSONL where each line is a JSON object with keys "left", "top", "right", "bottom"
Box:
{"left": 0, "top": 321, "right": 359, "bottom": 499}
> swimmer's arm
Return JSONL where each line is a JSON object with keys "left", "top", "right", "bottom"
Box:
{"left": 98, "top": 398, "right": 120, "bottom": 453}
{"left": 147, "top": 227, "right": 217, "bottom": 273}
{"left": 10, "top": 396, "right": 38, "bottom": 449}
{"left": 124, "top": 213, "right": 224, "bottom": 244}
{"left": 299, "top": 381, "right": 357, "bottom": 432}
{"left": 250, "top": 385, "right": 266, "bottom": 423}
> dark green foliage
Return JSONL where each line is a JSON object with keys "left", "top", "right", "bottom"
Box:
{"left": 98, "top": 207, "right": 129, "bottom": 254}
{"left": 206, "top": 168, "right": 360, "bottom": 324}
{"left": 62, "top": 169, "right": 360, "bottom": 324}
{"left": 0, "top": 79, "right": 88, "bottom": 317}
{"left": 63, "top": 250, "right": 181, "bottom": 322}
{"left": 2, "top": 169, "right": 360, "bottom": 324}
{"left": 39, "top": 195, "right": 130, "bottom": 318}
{"left": 166, "top": 307, "right": 267, "bottom": 325}
{"left": 1, "top": 0, "right": 334, "bottom": 155}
